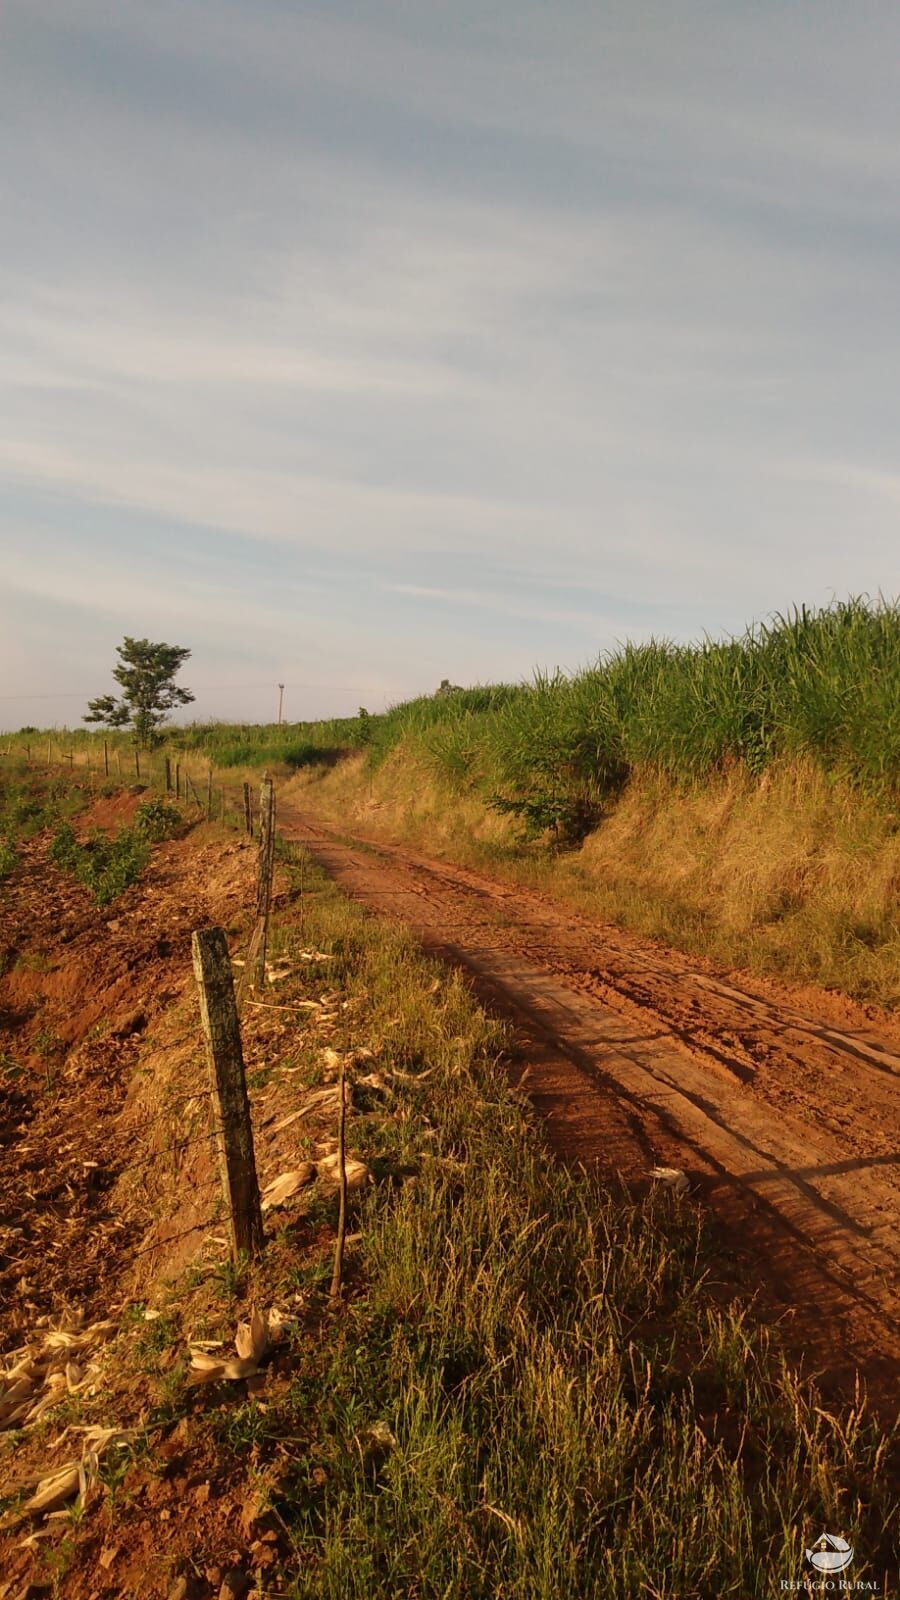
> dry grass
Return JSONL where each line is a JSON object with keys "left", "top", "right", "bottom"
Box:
{"left": 285, "top": 753, "right": 900, "bottom": 1008}
{"left": 10, "top": 843, "right": 895, "bottom": 1597}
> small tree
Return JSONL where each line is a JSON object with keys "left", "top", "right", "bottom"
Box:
{"left": 85, "top": 637, "right": 195, "bottom": 747}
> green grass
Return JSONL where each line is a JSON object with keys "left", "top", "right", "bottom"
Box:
{"left": 154, "top": 596, "right": 900, "bottom": 839}
{"left": 6, "top": 599, "right": 897, "bottom": 843}
{"left": 0, "top": 767, "right": 89, "bottom": 840}
{"left": 0, "top": 836, "right": 16, "bottom": 881}
{"left": 211, "top": 856, "right": 897, "bottom": 1598}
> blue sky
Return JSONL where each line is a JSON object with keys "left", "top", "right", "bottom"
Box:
{"left": 2, "top": 1, "right": 899, "bottom": 729}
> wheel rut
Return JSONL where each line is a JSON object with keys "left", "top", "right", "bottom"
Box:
{"left": 279, "top": 807, "right": 900, "bottom": 1399}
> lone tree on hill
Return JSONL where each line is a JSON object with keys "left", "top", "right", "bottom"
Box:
{"left": 84, "top": 637, "right": 194, "bottom": 747}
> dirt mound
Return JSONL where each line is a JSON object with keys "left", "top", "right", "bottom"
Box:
{"left": 0, "top": 828, "right": 254, "bottom": 1347}
{"left": 79, "top": 787, "right": 147, "bottom": 835}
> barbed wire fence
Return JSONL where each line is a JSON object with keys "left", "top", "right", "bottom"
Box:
{"left": 1, "top": 768, "right": 286, "bottom": 1278}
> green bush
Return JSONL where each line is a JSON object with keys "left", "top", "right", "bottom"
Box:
{"left": 49, "top": 821, "right": 149, "bottom": 906}
{"left": 49, "top": 821, "right": 80, "bottom": 870}
{"left": 134, "top": 798, "right": 182, "bottom": 841}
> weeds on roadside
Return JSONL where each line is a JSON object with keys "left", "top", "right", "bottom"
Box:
{"left": 0, "top": 836, "right": 15, "bottom": 881}
{"left": 49, "top": 820, "right": 149, "bottom": 906}
{"left": 232, "top": 858, "right": 899, "bottom": 1600}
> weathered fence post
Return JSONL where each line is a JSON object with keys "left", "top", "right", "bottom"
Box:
{"left": 134, "top": 749, "right": 141, "bottom": 781}
{"left": 46, "top": 736, "right": 52, "bottom": 767}
{"left": 164, "top": 757, "right": 172, "bottom": 793}
{"left": 175, "top": 761, "right": 181, "bottom": 800}
{"left": 242, "top": 781, "right": 253, "bottom": 838}
{"left": 329, "top": 1063, "right": 348, "bottom": 1301}
{"left": 253, "top": 776, "right": 276, "bottom": 989}
{"left": 191, "top": 928, "right": 264, "bottom": 1261}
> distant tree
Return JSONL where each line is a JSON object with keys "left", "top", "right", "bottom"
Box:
{"left": 436, "top": 678, "right": 463, "bottom": 696}
{"left": 84, "top": 637, "right": 195, "bottom": 748}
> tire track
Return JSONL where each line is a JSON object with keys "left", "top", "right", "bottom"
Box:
{"left": 280, "top": 808, "right": 900, "bottom": 1394}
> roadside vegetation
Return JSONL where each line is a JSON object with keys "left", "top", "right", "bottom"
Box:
{"left": 262, "top": 861, "right": 896, "bottom": 1599}
{"left": 3, "top": 597, "right": 898, "bottom": 1001}
{"left": 0, "top": 765, "right": 90, "bottom": 891}
{"left": 48, "top": 799, "right": 182, "bottom": 907}
{"left": 10, "top": 848, "right": 892, "bottom": 1598}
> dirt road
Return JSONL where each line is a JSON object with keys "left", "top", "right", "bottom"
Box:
{"left": 281, "top": 807, "right": 900, "bottom": 1394}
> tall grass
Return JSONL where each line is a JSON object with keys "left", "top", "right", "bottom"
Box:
{"left": 240, "top": 860, "right": 899, "bottom": 1598}
{"left": 4, "top": 598, "right": 897, "bottom": 841}
{"left": 183, "top": 599, "right": 898, "bottom": 841}
{"left": 406, "top": 599, "right": 900, "bottom": 839}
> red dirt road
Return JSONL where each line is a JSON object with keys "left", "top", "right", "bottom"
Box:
{"left": 281, "top": 808, "right": 900, "bottom": 1395}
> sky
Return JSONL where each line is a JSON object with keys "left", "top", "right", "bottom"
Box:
{"left": 2, "top": 1, "right": 899, "bottom": 730}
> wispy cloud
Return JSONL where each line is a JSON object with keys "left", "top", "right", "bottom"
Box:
{"left": 2, "top": 1, "right": 899, "bottom": 728}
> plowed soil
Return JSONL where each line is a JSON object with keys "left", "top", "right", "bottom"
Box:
{"left": 281, "top": 807, "right": 900, "bottom": 1399}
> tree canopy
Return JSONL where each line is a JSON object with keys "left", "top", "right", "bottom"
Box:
{"left": 85, "top": 637, "right": 195, "bottom": 746}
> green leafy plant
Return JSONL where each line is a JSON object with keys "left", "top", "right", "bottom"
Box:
{"left": 49, "top": 820, "right": 149, "bottom": 906}
{"left": 134, "top": 798, "right": 182, "bottom": 841}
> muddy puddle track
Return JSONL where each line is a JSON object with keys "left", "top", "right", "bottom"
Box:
{"left": 280, "top": 808, "right": 900, "bottom": 1391}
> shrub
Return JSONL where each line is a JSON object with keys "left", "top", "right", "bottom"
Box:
{"left": 49, "top": 821, "right": 149, "bottom": 906}
{"left": 134, "top": 799, "right": 182, "bottom": 841}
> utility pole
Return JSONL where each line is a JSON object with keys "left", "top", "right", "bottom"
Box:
{"left": 277, "top": 683, "right": 285, "bottom": 725}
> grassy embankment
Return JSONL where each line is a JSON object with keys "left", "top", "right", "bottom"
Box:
{"left": 289, "top": 599, "right": 900, "bottom": 1007}
{"left": 4, "top": 598, "right": 898, "bottom": 1003}
{"left": 20, "top": 845, "right": 894, "bottom": 1597}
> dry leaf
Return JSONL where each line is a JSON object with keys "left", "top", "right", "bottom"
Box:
{"left": 235, "top": 1307, "right": 268, "bottom": 1365}
{"left": 648, "top": 1166, "right": 690, "bottom": 1195}
{"left": 82, "top": 1426, "right": 132, "bottom": 1459}
{"left": 261, "top": 1166, "right": 316, "bottom": 1211}
{"left": 187, "top": 1355, "right": 259, "bottom": 1387}
{"left": 266, "top": 1308, "right": 291, "bottom": 1342}
{"left": 316, "top": 1154, "right": 370, "bottom": 1191}
{"left": 357, "top": 1071, "right": 390, "bottom": 1094}
{"left": 24, "top": 1463, "right": 80, "bottom": 1515}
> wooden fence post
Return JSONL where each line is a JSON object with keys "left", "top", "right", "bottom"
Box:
{"left": 253, "top": 777, "right": 276, "bottom": 989}
{"left": 191, "top": 928, "right": 264, "bottom": 1261}
{"left": 242, "top": 781, "right": 253, "bottom": 838}
{"left": 206, "top": 767, "right": 213, "bottom": 821}
{"left": 46, "top": 736, "right": 52, "bottom": 767}
{"left": 103, "top": 740, "right": 109, "bottom": 778}
{"left": 329, "top": 1063, "right": 348, "bottom": 1300}
{"left": 175, "top": 761, "right": 181, "bottom": 800}
{"left": 165, "top": 757, "right": 172, "bottom": 793}
{"left": 134, "top": 749, "right": 141, "bottom": 781}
